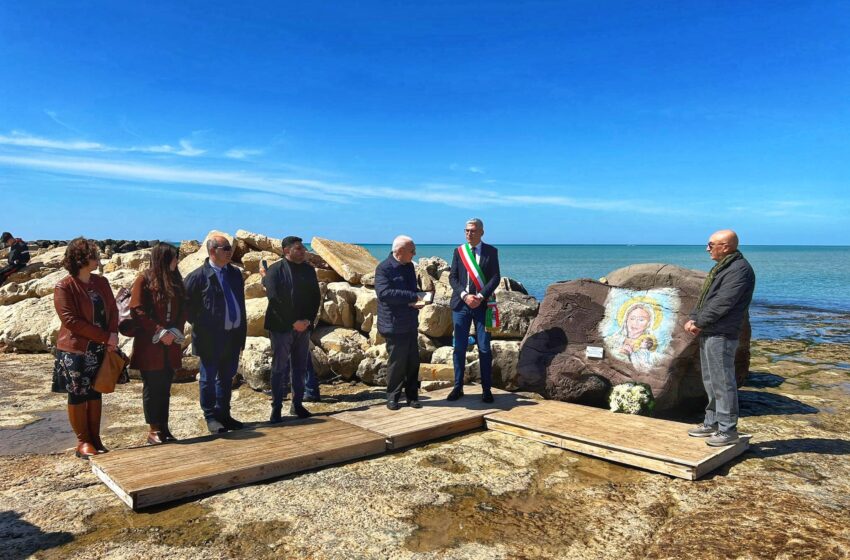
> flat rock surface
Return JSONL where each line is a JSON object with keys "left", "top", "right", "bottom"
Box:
{"left": 310, "top": 237, "right": 379, "bottom": 285}
{"left": 2, "top": 338, "right": 850, "bottom": 559}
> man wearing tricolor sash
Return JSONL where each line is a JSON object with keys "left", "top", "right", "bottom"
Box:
{"left": 448, "top": 218, "right": 501, "bottom": 403}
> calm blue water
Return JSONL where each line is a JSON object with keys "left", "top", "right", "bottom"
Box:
{"left": 360, "top": 245, "right": 850, "bottom": 343}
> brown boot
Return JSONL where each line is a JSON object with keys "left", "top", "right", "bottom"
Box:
{"left": 67, "top": 404, "right": 96, "bottom": 460}
{"left": 87, "top": 399, "right": 108, "bottom": 453}
{"left": 147, "top": 425, "right": 164, "bottom": 445}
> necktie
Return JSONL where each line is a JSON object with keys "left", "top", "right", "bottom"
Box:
{"left": 219, "top": 269, "right": 238, "bottom": 325}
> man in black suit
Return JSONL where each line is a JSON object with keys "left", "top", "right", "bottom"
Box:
{"left": 448, "top": 218, "right": 500, "bottom": 403}
{"left": 263, "top": 236, "right": 322, "bottom": 423}
{"left": 184, "top": 235, "right": 248, "bottom": 434}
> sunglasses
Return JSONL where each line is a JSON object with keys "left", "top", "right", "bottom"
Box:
{"left": 214, "top": 245, "right": 233, "bottom": 252}
{"left": 464, "top": 229, "right": 480, "bottom": 234}
{"left": 707, "top": 242, "right": 727, "bottom": 249}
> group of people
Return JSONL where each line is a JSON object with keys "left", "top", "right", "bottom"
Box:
{"left": 3, "top": 219, "right": 753, "bottom": 460}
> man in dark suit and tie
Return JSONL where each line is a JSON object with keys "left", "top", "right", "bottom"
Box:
{"left": 448, "top": 218, "right": 501, "bottom": 403}
{"left": 184, "top": 235, "right": 248, "bottom": 434}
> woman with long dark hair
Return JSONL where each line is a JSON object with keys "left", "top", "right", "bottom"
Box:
{"left": 129, "top": 242, "right": 187, "bottom": 444}
{"left": 53, "top": 237, "right": 119, "bottom": 459}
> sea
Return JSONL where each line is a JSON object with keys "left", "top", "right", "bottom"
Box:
{"left": 358, "top": 244, "right": 850, "bottom": 344}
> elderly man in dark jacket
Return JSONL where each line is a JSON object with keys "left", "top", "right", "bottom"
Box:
{"left": 263, "top": 236, "right": 321, "bottom": 423}
{"left": 184, "top": 235, "right": 247, "bottom": 434}
{"left": 1, "top": 232, "right": 30, "bottom": 287}
{"left": 685, "top": 229, "right": 756, "bottom": 447}
{"left": 375, "top": 235, "right": 427, "bottom": 410}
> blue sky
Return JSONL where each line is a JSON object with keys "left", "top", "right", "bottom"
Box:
{"left": 1, "top": 2, "right": 848, "bottom": 245}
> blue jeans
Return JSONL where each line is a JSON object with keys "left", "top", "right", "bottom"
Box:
{"left": 452, "top": 305, "right": 492, "bottom": 391}
{"left": 278, "top": 353, "right": 321, "bottom": 400}
{"left": 699, "top": 335, "right": 740, "bottom": 433}
{"left": 198, "top": 333, "right": 240, "bottom": 420}
{"left": 270, "top": 329, "right": 311, "bottom": 408}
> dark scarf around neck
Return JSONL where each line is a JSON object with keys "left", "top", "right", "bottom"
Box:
{"left": 696, "top": 250, "right": 742, "bottom": 310}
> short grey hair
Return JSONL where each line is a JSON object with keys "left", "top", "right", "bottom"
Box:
{"left": 466, "top": 218, "right": 484, "bottom": 229}
{"left": 392, "top": 235, "right": 414, "bottom": 253}
{"left": 206, "top": 236, "right": 226, "bottom": 253}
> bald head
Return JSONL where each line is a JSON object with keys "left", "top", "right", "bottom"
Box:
{"left": 707, "top": 229, "right": 739, "bottom": 261}
{"left": 207, "top": 235, "right": 233, "bottom": 266}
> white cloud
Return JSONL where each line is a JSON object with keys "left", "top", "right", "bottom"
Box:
{"left": 0, "top": 132, "right": 205, "bottom": 157}
{"left": 468, "top": 166, "right": 485, "bottom": 174}
{"left": 225, "top": 148, "right": 263, "bottom": 159}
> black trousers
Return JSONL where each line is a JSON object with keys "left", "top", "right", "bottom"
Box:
{"left": 141, "top": 368, "right": 173, "bottom": 426}
{"left": 385, "top": 331, "right": 420, "bottom": 403}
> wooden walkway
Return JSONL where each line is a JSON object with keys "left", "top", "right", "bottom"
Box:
{"left": 485, "top": 400, "right": 750, "bottom": 480}
{"left": 90, "top": 417, "right": 386, "bottom": 509}
{"left": 91, "top": 387, "right": 749, "bottom": 509}
{"left": 333, "top": 385, "right": 535, "bottom": 449}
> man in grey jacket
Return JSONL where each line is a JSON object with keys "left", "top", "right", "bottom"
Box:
{"left": 685, "top": 229, "right": 756, "bottom": 446}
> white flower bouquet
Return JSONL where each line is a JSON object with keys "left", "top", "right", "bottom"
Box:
{"left": 609, "top": 382, "right": 655, "bottom": 415}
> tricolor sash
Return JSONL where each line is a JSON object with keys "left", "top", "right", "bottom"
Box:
{"left": 458, "top": 243, "right": 500, "bottom": 330}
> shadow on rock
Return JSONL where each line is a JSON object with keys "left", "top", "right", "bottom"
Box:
{"left": 749, "top": 438, "right": 850, "bottom": 458}
{"left": 744, "top": 372, "right": 785, "bottom": 388}
{"left": 739, "top": 390, "right": 818, "bottom": 416}
{"left": 0, "top": 510, "right": 73, "bottom": 560}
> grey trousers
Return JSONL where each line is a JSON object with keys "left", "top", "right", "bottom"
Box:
{"left": 699, "top": 335, "right": 740, "bottom": 433}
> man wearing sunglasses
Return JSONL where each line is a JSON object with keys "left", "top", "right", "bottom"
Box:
{"left": 684, "top": 229, "right": 756, "bottom": 447}
{"left": 184, "top": 235, "right": 248, "bottom": 434}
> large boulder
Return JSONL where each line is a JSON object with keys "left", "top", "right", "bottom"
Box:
{"left": 103, "top": 269, "right": 141, "bottom": 291}
{"left": 489, "top": 291, "right": 539, "bottom": 340}
{"left": 178, "top": 240, "right": 201, "bottom": 260}
{"left": 235, "top": 230, "right": 284, "bottom": 256}
{"left": 241, "top": 251, "right": 280, "bottom": 273}
{"left": 311, "top": 326, "right": 369, "bottom": 380}
{"left": 352, "top": 286, "right": 378, "bottom": 332}
{"left": 418, "top": 303, "right": 453, "bottom": 338}
{"left": 491, "top": 340, "right": 522, "bottom": 390}
{"left": 245, "top": 298, "right": 268, "bottom": 337}
{"left": 239, "top": 336, "right": 273, "bottom": 391}
{"left": 310, "top": 237, "right": 379, "bottom": 285}
{"left": 517, "top": 267, "right": 751, "bottom": 410}
{"left": 0, "top": 297, "right": 61, "bottom": 352}
{"left": 178, "top": 230, "right": 233, "bottom": 277}
{"left": 604, "top": 263, "right": 751, "bottom": 396}
{"left": 0, "top": 269, "right": 67, "bottom": 305}
{"left": 102, "top": 248, "right": 151, "bottom": 273}
{"left": 244, "top": 274, "right": 266, "bottom": 299}
{"left": 320, "top": 282, "right": 357, "bottom": 328}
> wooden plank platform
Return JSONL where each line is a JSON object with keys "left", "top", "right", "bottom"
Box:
{"left": 484, "top": 400, "right": 749, "bottom": 479}
{"left": 332, "top": 385, "right": 538, "bottom": 449}
{"left": 90, "top": 417, "right": 386, "bottom": 510}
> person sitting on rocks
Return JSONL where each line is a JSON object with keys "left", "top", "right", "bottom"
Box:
{"left": 0, "top": 231, "right": 30, "bottom": 287}
{"left": 52, "top": 237, "right": 119, "bottom": 459}
{"left": 129, "top": 243, "right": 188, "bottom": 445}
{"left": 263, "top": 236, "right": 322, "bottom": 423}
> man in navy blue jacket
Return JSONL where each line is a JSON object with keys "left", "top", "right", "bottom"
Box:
{"left": 448, "top": 218, "right": 500, "bottom": 403}
{"left": 184, "top": 235, "right": 248, "bottom": 434}
{"left": 375, "top": 235, "right": 426, "bottom": 410}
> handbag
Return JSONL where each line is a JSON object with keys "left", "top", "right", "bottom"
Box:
{"left": 116, "top": 287, "right": 139, "bottom": 337}
{"left": 93, "top": 347, "right": 130, "bottom": 393}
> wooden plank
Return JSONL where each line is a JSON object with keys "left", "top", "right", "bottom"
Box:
{"left": 484, "top": 400, "right": 749, "bottom": 480}
{"left": 91, "top": 417, "right": 386, "bottom": 509}
{"left": 332, "top": 385, "right": 538, "bottom": 449}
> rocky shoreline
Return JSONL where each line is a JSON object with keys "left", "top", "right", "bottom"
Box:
{"left": 1, "top": 338, "right": 848, "bottom": 559}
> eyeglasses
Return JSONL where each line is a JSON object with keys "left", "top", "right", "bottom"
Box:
{"left": 707, "top": 242, "right": 727, "bottom": 249}
{"left": 464, "top": 229, "right": 480, "bottom": 234}
{"left": 214, "top": 245, "right": 233, "bottom": 252}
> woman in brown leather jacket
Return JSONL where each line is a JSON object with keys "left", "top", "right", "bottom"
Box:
{"left": 129, "top": 243, "right": 187, "bottom": 444}
{"left": 53, "top": 238, "right": 119, "bottom": 459}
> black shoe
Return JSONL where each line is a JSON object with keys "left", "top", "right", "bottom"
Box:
{"left": 386, "top": 401, "right": 400, "bottom": 411}
{"left": 220, "top": 415, "right": 244, "bottom": 431}
{"left": 269, "top": 408, "right": 283, "bottom": 424}
{"left": 409, "top": 400, "right": 422, "bottom": 409}
{"left": 290, "top": 403, "right": 313, "bottom": 419}
{"left": 206, "top": 418, "right": 226, "bottom": 434}
{"left": 446, "top": 388, "right": 464, "bottom": 401}
{"left": 482, "top": 391, "right": 494, "bottom": 404}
